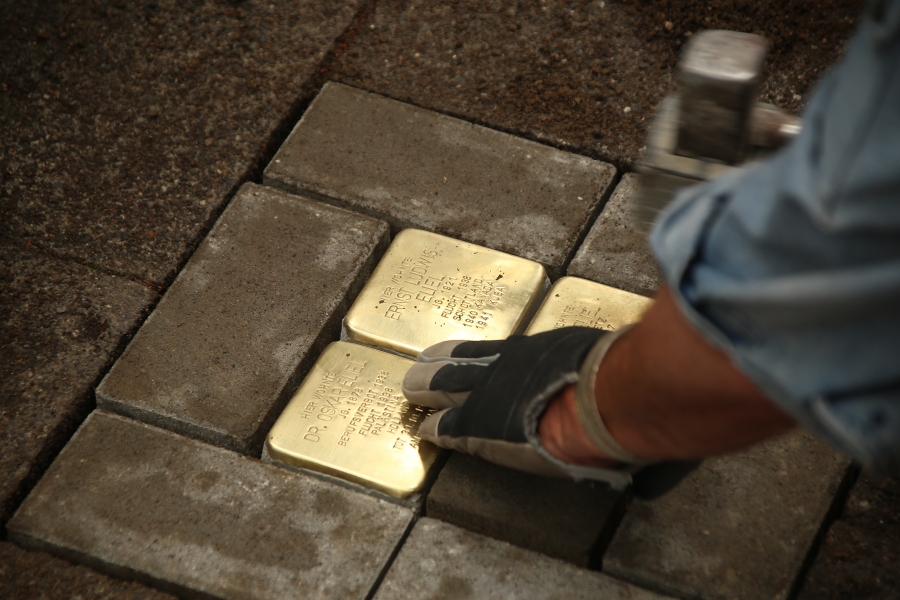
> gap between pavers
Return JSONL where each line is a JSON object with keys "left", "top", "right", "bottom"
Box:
{"left": 96, "top": 183, "right": 389, "bottom": 455}
{"left": 568, "top": 173, "right": 661, "bottom": 298}
{"left": 8, "top": 410, "right": 415, "bottom": 600}
{"left": 263, "top": 82, "right": 618, "bottom": 279}
{"left": 372, "top": 517, "right": 671, "bottom": 600}
{"left": 603, "top": 430, "right": 852, "bottom": 600}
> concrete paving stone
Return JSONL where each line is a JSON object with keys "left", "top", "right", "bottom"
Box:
{"left": 0, "top": 0, "right": 365, "bottom": 286}
{"left": 97, "top": 183, "right": 389, "bottom": 454}
{"left": 8, "top": 411, "right": 414, "bottom": 600}
{"left": 329, "top": 0, "right": 861, "bottom": 168}
{"left": 797, "top": 473, "right": 900, "bottom": 600}
{"left": 568, "top": 174, "right": 661, "bottom": 298}
{"left": 373, "top": 517, "right": 669, "bottom": 600}
{"left": 426, "top": 452, "right": 624, "bottom": 567}
{"left": 0, "top": 246, "right": 156, "bottom": 527}
{"left": 0, "top": 542, "right": 175, "bottom": 600}
{"left": 264, "top": 82, "right": 616, "bottom": 278}
{"left": 604, "top": 430, "right": 851, "bottom": 600}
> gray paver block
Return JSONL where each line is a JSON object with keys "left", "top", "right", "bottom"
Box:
{"left": 0, "top": 541, "right": 174, "bottom": 600}
{"left": 264, "top": 82, "right": 617, "bottom": 278}
{"left": 604, "top": 430, "right": 851, "bottom": 600}
{"left": 8, "top": 411, "right": 414, "bottom": 600}
{"left": 426, "top": 452, "right": 623, "bottom": 567}
{"left": 97, "top": 183, "right": 389, "bottom": 453}
{"left": 374, "top": 517, "right": 669, "bottom": 600}
{"left": 0, "top": 246, "right": 156, "bottom": 526}
{"left": 568, "top": 174, "right": 661, "bottom": 297}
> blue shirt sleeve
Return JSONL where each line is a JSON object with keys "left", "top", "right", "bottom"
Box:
{"left": 650, "top": 0, "right": 900, "bottom": 474}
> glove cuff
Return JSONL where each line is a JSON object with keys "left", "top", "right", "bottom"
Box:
{"left": 574, "top": 327, "right": 648, "bottom": 465}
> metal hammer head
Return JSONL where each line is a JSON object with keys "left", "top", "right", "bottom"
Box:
{"left": 676, "top": 30, "right": 769, "bottom": 164}
{"left": 630, "top": 30, "right": 802, "bottom": 232}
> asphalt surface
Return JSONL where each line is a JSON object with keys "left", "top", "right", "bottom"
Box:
{"left": 1, "top": 0, "right": 364, "bottom": 286}
{"left": 329, "top": 0, "right": 861, "bottom": 168}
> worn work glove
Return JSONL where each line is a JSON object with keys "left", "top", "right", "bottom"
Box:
{"left": 402, "top": 326, "right": 698, "bottom": 500}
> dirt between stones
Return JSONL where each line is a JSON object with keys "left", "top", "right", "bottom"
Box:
{"left": 331, "top": 0, "right": 863, "bottom": 169}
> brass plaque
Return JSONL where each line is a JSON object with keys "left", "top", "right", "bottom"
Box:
{"left": 344, "top": 229, "right": 548, "bottom": 357}
{"left": 266, "top": 342, "right": 440, "bottom": 498}
{"left": 525, "top": 277, "right": 652, "bottom": 335}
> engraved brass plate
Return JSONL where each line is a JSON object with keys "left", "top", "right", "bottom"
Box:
{"left": 344, "top": 229, "right": 548, "bottom": 357}
{"left": 525, "top": 277, "right": 652, "bottom": 334}
{"left": 266, "top": 342, "right": 439, "bottom": 498}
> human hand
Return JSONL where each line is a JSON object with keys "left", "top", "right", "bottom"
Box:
{"left": 403, "top": 325, "right": 703, "bottom": 498}
{"left": 401, "top": 327, "right": 639, "bottom": 490}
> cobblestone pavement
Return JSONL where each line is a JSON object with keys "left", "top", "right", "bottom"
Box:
{"left": 2, "top": 1, "right": 896, "bottom": 599}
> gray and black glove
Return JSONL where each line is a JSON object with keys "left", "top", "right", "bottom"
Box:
{"left": 402, "top": 326, "right": 698, "bottom": 499}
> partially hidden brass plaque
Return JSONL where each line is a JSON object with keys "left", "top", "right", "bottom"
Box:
{"left": 344, "top": 229, "right": 548, "bottom": 357}
{"left": 525, "top": 276, "right": 653, "bottom": 335}
{"left": 266, "top": 341, "right": 439, "bottom": 498}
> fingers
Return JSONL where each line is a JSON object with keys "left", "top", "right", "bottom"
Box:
{"left": 418, "top": 407, "right": 449, "bottom": 441}
{"left": 403, "top": 359, "right": 494, "bottom": 408}
{"left": 428, "top": 362, "right": 489, "bottom": 393}
{"left": 445, "top": 339, "right": 506, "bottom": 360}
{"left": 402, "top": 362, "right": 471, "bottom": 408}
{"left": 407, "top": 338, "right": 506, "bottom": 409}
{"left": 417, "top": 340, "right": 468, "bottom": 362}
{"left": 419, "top": 409, "right": 569, "bottom": 478}
{"left": 417, "top": 339, "right": 505, "bottom": 364}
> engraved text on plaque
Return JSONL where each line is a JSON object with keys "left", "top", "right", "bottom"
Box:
{"left": 266, "top": 342, "right": 440, "bottom": 498}
{"left": 344, "top": 229, "right": 548, "bottom": 356}
{"left": 525, "top": 276, "right": 652, "bottom": 335}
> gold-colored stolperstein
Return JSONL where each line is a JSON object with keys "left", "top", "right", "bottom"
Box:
{"left": 524, "top": 276, "right": 653, "bottom": 335}
{"left": 266, "top": 342, "right": 440, "bottom": 498}
{"left": 344, "top": 229, "right": 548, "bottom": 357}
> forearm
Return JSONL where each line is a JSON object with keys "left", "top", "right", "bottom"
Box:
{"left": 540, "top": 285, "right": 795, "bottom": 465}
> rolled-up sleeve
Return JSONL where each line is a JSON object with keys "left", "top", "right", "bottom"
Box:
{"left": 650, "top": 0, "right": 900, "bottom": 474}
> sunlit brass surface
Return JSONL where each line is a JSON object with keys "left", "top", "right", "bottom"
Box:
{"left": 525, "top": 277, "right": 652, "bottom": 334}
{"left": 344, "top": 229, "right": 548, "bottom": 357}
{"left": 266, "top": 342, "right": 439, "bottom": 498}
